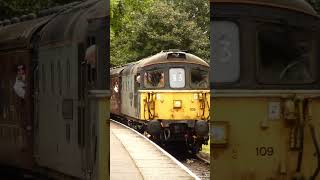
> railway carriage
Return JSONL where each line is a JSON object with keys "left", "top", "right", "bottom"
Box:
{"left": 111, "top": 50, "right": 210, "bottom": 153}
{"left": 0, "top": 0, "right": 109, "bottom": 179}
{"left": 210, "top": 0, "right": 320, "bottom": 179}
{"left": 110, "top": 66, "right": 126, "bottom": 117}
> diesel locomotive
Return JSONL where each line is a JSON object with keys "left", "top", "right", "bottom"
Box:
{"left": 211, "top": 0, "right": 320, "bottom": 179}
{"left": 111, "top": 50, "right": 210, "bottom": 153}
{"left": 0, "top": 0, "right": 109, "bottom": 179}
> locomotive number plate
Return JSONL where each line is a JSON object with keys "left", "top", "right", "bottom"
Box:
{"left": 256, "top": 147, "right": 274, "bottom": 156}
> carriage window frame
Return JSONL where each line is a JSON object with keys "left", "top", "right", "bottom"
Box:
{"left": 169, "top": 68, "right": 185, "bottom": 89}
{"left": 211, "top": 20, "right": 241, "bottom": 83}
{"left": 256, "top": 23, "right": 316, "bottom": 85}
{"left": 190, "top": 67, "right": 209, "bottom": 89}
{"left": 143, "top": 68, "right": 165, "bottom": 89}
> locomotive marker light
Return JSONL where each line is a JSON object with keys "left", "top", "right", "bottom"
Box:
{"left": 173, "top": 100, "right": 182, "bottom": 108}
{"left": 211, "top": 122, "right": 229, "bottom": 146}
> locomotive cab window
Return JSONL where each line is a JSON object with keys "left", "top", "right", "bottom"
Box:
{"left": 257, "top": 24, "right": 314, "bottom": 84}
{"left": 190, "top": 68, "right": 209, "bottom": 89}
{"left": 144, "top": 70, "right": 165, "bottom": 88}
{"left": 169, "top": 68, "right": 185, "bottom": 88}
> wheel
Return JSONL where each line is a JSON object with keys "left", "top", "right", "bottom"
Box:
{"left": 188, "top": 143, "right": 202, "bottom": 155}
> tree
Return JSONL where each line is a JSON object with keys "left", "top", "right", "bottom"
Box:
{"left": 110, "top": 0, "right": 209, "bottom": 66}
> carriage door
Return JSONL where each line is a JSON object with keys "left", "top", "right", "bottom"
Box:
{"left": 78, "top": 41, "right": 87, "bottom": 175}
{"left": 134, "top": 73, "right": 140, "bottom": 117}
{"left": 81, "top": 16, "right": 109, "bottom": 180}
{"left": 78, "top": 35, "right": 97, "bottom": 177}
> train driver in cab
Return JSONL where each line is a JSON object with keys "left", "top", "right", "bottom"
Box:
{"left": 144, "top": 71, "right": 164, "bottom": 88}
{"left": 158, "top": 73, "right": 164, "bottom": 88}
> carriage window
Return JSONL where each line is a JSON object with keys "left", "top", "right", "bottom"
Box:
{"left": 257, "top": 25, "right": 314, "bottom": 84}
{"left": 211, "top": 21, "right": 240, "bottom": 83}
{"left": 169, "top": 68, "right": 185, "bottom": 88}
{"left": 191, "top": 68, "right": 209, "bottom": 88}
{"left": 144, "top": 70, "right": 164, "bottom": 88}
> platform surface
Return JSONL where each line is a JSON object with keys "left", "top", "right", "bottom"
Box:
{"left": 110, "top": 130, "right": 143, "bottom": 180}
{"left": 110, "top": 120, "right": 198, "bottom": 180}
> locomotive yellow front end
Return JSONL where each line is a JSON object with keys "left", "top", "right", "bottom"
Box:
{"left": 140, "top": 90, "right": 210, "bottom": 121}
{"left": 137, "top": 51, "right": 210, "bottom": 153}
{"left": 211, "top": 0, "right": 320, "bottom": 179}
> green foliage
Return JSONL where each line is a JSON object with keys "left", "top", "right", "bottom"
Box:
{"left": 110, "top": 0, "right": 209, "bottom": 67}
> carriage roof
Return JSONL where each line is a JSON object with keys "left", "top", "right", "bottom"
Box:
{"left": 0, "top": 0, "right": 109, "bottom": 51}
{"left": 0, "top": 15, "right": 53, "bottom": 50}
{"left": 40, "top": 0, "right": 108, "bottom": 46}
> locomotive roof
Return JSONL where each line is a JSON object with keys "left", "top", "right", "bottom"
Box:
{"left": 110, "top": 66, "right": 126, "bottom": 76}
{"left": 39, "top": 0, "right": 108, "bottom": 46}
{"left": 212, "top": 0, "right": 318, "bottom": 17}
{"left": 137, "top": 51, "right": 209, "bottom": 68}
{"left": 120, "top": 51, "right": 209, "bottom": 75}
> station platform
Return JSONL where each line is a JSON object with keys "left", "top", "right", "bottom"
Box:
{"left": 110, "top": 120, "right": 199, "bottom": 180}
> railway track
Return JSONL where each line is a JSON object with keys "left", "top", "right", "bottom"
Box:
{"left": 163, "top": 147, "right": 210, "bottom": 180}
{"left": 112, "top": 119, "right": 210, "bottom": 180}
{"left": 181, "top": 157, "right": 210, "bottom": 180}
